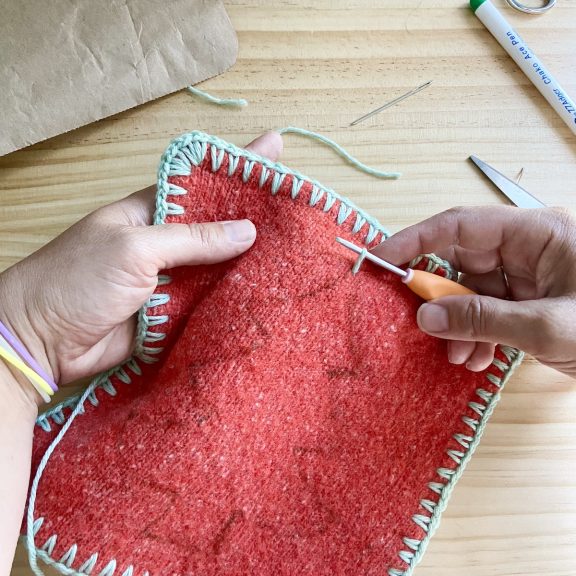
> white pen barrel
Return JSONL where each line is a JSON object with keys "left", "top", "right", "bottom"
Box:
{"left": 475, "top": 0, "right": 576, "bottom": 136}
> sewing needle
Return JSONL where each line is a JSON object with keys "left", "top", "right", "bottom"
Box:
{"left": 349, "top": 80, "right": 432, "bottom": 127}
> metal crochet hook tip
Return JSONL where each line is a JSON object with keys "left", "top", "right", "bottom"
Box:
{"left": 335, "top": 237, "right": 407, "bottom": 277}
{"left": 336, "top": 238, "right": 477, "bottom": 299}
{"left": 349, "top": 80, "right": 433, "bottom": 127}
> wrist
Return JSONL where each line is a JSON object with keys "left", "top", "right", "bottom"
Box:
{"left": 0, "top": 267, "right": 58, "bottom": 408}
{"left": 0, "top": 355, "right": 41, "bottom": 415}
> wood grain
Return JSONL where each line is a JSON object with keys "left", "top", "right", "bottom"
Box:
{"left": 4, "top": 1, "right": 576, "bottom": 574}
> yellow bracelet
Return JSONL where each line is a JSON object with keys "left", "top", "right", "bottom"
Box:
{"left": 0, "top": 344, "right": 54, "bottom": 398}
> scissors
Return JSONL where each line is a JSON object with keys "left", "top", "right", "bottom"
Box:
{"left": 469, "top": 155, "right": 546, "bottom": 209}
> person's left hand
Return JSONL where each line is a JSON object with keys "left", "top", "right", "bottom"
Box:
{"left": 0, "top": 132, "right": 283, "bottom": 405}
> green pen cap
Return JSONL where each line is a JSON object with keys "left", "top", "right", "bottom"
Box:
{"left": 470, "top": 0, "right": 488, "bottom": 11}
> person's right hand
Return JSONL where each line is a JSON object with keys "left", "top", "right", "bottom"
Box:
{"left": 372, "top": 206, "right": 576, "bottom": 377}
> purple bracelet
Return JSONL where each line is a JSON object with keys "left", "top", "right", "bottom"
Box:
{"left": 0, "top": 320, "right": 57, "bottom": 392}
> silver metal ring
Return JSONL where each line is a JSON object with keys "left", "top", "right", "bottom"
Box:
{"left": 505, "top": 0, "right": 556, "bottom": 14}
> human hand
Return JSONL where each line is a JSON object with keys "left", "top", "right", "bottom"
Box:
{"left": 372, "top": 206, "right": 576, "bottom": 377}
{"left": 0, "top": 132, "right": 283, "bottom": 406}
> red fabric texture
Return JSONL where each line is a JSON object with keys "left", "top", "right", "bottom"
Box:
{"left": 29, "top": 142, "right": 511, "bottom": 576}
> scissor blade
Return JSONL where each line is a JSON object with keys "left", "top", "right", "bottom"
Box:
{"left": 470, "top": 155, "right": 546, "bottom": 209}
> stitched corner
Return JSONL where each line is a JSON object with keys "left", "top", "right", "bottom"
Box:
{"left": 154, "top": 130, "right": 390, "bottom": 244}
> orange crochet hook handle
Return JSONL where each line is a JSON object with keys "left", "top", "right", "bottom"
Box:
{"left": 402, "top": 269, "right": 476, "bottom": 301}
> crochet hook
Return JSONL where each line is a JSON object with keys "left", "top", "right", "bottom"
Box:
{"left": 336, "top": 237, "right": 476, "bottom": 301}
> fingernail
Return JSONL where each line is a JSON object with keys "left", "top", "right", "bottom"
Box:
{"left": 466, "top": 361, "right": 482, "bottom": 372}
{"left": 447, "top": 343, "right": 471, "bottom": 365}
{"left": 449, "top": 352, "right": 467, "bottom": 365}
{"left": 223, "top": 220, "right": 256, "bottom": 243}
{"left": 448, "top": 350, "right": 463, "bottom": 365}
{"left": 466, "top": 359, "right": 491, "bottom": 373}
{"left": 417, "top": 304, "right": 449, "bottom": 333}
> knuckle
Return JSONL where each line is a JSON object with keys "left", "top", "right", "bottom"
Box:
{"left": 548, "top": 206, "right": 572, "bottom": 221}
{"left": 545, "top": 207, "right": 575, "bottom": 231}
{"left": 89, "top": 202, "right": 109, "bottom": 218}
{"left": 189, "top": 223, "right": 220, "bottom": 249}
{"left": 462, "top": 296, "right": 490, "bottom": 339}
{"left": 538, "top": 208, "right": 576, "bottom": 260}
{"left": 89, "top": 202, "right": 121, "bottom": 225}
{"left": 445, "top": 206, "right": 466, "bottom": 219}
{"left": 83, "top": 207, "right": 109, "bottom": 231}
{"left": 533, "top": 305, "right": 564, "bottom": 354}
{"left": 555, "top": 212, "right": 576, "bottom": 244}
{"left": 111, "top": 226, "right": 139, "bottom": 256}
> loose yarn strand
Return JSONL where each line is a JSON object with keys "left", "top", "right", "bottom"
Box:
{"left": 26, "top": 380, "right": 100, "bottom": 575}
{"left": 186, "top": 86, "right": 248, "bottom": 108}
{"left": 184, "top": 91, "right": 398, "bottom": 179}
{"left": 278, "top": 127, "right": 401, "bottom": 180}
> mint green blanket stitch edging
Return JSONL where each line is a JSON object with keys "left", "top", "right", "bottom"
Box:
{"left": 27, "top": 131, "right": 523, "bottom": 576}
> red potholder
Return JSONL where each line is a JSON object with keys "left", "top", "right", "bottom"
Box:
{"left": 27, "top": 131, "right": 521, "bottom": 576}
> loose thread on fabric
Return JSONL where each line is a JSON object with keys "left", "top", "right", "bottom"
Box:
{"left": 351, "top": 248, "right": 368, "bottom": 275}
{"left": 186, "top": 86, "right": 248, "bottom": 108}
{"left": 277, "top": 126, "right": 401, "bottom": 180}
{"left": 26, "top": 379, "right": 101, "bottom": 576}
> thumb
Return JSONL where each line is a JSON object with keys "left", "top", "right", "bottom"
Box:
{"left": 136, "top": 219, "right": 257, "bottom": 269}
{"left": 416, "top": 295, "right": 549, "bottom": 353}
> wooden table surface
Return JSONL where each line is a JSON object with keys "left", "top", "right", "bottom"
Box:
{"left": 5, "top": 1, "right": 576, "bottom": 574}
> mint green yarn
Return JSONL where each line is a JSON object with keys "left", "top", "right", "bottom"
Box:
{"left": 278, "top": 126, "right": 401, "bottom": 180}
{"left": 186, "top": 86, "right": 248, "bottom": 108}
{"left": 184, "top": 90, "right": 399, "bottom": 179}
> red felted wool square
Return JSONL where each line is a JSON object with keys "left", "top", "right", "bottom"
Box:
{"left": 27, "top": 132, "right": 521, "bottom": 576}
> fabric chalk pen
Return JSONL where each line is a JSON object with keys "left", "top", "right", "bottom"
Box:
{"left": 471, "top": 0, "right": 576, "bottom": 136}
{"left": 336, "top": 237, "right": 475, "bottom": 300}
